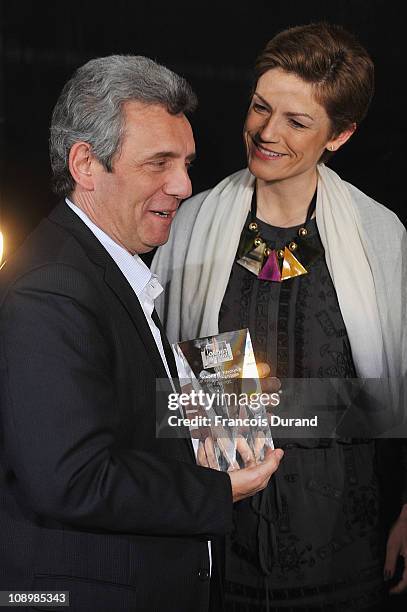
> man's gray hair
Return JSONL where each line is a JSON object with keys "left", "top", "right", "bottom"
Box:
{"left": 49, "top": 55, "right": 198, "bottom": 196}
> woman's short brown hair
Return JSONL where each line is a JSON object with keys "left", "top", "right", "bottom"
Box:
{"left": 255, "top": 22, "right": 374, "bottom": 144}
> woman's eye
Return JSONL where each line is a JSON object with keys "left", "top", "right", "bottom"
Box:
{"left": 289, "top": 119, "right": 306, "bottom": 129}
{"left": 253, "top": 103, "right": 268, "bottom": 113}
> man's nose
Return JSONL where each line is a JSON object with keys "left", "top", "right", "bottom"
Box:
{"left": 164, "top": 166, "right": 192, "bottom": 200}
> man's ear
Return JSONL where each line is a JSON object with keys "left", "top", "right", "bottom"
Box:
{"left": 326, "top": 122, "right": 357, "bottom": 153}
{"left": 68, "top": 142, "right": 95, "bottom": 190}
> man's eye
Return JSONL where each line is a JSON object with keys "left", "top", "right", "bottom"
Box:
{"left": 150, "top": 160, "right": 168, "bottom": 169}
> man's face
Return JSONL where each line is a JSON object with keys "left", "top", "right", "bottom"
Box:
{"left": 88, "top": 102, "right": 195, "bottom": 253}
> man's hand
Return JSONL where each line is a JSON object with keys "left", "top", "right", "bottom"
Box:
{"left": 384, "top": 503, "right": 407, "bottom": 594}
{"left": 228, "top": 447, "right": 284, "bottom": 503}
{"left": 256, "top": 362, "right": 282, "bottom": 393}
{"left": 197, "top": 433, "right": 270, "bottom": 471}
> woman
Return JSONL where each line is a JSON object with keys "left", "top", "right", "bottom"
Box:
{"left": 153, "top": 23, "right": 407, "bottom": 610}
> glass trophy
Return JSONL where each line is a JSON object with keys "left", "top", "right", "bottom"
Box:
{"left": 173, "top": 329, "right": 274, "bottom": 471}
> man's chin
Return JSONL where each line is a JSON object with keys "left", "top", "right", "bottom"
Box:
{"left": 137, "top": 234, "right": 172, "bottom": 255}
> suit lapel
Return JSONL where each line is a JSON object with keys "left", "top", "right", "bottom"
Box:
{"left": 103, "top": 268, "right": 194, "bottom": 462}
{"left": 152, "top": 309, "right": 180, "bottom": 383}
{"left": 49, "top": 203, "right": 195, "bottom": 463}
{"left": 50, "top": 203, "right": 167, "bottom": 378}
{"left": 103, "top": 263, "right": 169, "bottom": 379}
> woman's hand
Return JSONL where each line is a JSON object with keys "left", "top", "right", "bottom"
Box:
{"left": 384, "top": 503, "right": 407, "bottom": 594}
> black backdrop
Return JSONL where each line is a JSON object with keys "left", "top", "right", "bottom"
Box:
{"left": 1, "top": 0, "right": 406, "bottom": 259}
{"left": 1, "top": 2, "right": 407, "bottom": 608}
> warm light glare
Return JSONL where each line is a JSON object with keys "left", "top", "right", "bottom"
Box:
{"left": 0, "top": 230, "right": 3, "bottom": 265}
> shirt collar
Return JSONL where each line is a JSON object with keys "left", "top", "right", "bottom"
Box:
{"left": 65, "top": 198, "right": 162, "bottom": 300}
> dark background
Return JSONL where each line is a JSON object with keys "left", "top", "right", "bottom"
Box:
{"left": 0, "top": 2, "right": 407, "bottom": 608}
{"left": 0, "top": 0, "right": 406, "bottom": 261}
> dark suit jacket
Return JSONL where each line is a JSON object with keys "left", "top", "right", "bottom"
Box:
{"left": 0, "top": 203, "right": 232, "bottom": 612}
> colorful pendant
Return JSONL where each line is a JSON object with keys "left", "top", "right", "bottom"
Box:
{"left": 280, "top": 247, "right": 308, "bottom": 280}
{"left": 259, "top": 250, "right": 281, "bottom": 281}
{"left": 236, "top": 203, "right": 323, "bottom": 282}
{"left": 237, "top": 243, "right": 266, "bottom": 275}
{"left": 237, "top": 234, "right": 256, "bottom": 259}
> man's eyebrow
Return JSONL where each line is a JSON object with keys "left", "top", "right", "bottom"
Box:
{"left": 253, "top": 93, "right": 314, "bottom": 122}
{"left": 145, "top": 151, "right": 196, "bottom": 162}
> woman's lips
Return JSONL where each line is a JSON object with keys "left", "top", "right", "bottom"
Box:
{"left": 252, "top": 141, "right": 286, "bottom": 161}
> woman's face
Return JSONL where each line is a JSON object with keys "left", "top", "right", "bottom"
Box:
{"left": 244, "top": 68, "right": 352, "bottom": 184}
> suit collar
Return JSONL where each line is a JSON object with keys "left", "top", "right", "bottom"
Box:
{"left": 49, "top": 202, "right": 168, "bottom": 379}
{"left": 49, "top": 201, "right": 114, "bottom": 270}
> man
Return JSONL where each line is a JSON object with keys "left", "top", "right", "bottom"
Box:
{"left": 0, "top": 55, "right": 283, "bottom": 612}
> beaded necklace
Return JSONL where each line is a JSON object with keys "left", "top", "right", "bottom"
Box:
{"left": 236, "top": 190, "right": 321, "bottom": 281}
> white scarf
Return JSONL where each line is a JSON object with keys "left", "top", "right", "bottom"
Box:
{"left": 152, "top": 165, "right": 406, "bottom": 412}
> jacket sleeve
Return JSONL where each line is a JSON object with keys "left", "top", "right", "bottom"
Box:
{"left": 0, "top": 263, "right": 233, "bottom": 537}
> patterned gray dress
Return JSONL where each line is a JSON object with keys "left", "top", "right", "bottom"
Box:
{"left": 219, "top": 213, "right": 384, "bottom": 611}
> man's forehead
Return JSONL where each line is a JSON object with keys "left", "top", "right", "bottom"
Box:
{"left": 121, "top": 100, "right": 187, "bottom": 127}
{"left": 120, "top": 100, "right": 195, "bottom": 154}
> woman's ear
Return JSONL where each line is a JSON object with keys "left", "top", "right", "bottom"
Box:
{"left": 326, "top": 122, "right": 357, "bottom": 153}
